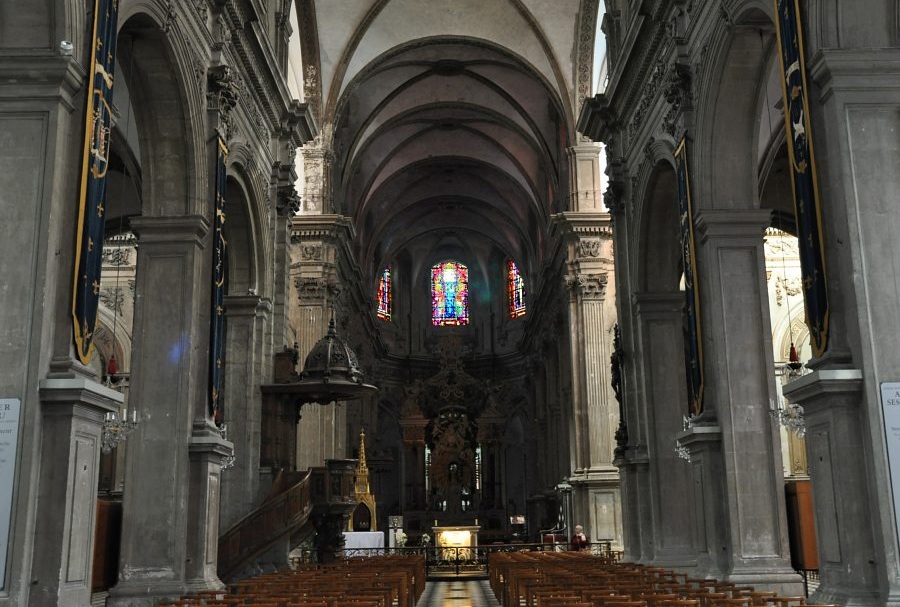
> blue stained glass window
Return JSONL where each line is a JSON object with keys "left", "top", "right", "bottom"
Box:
{"left": 432, "top": 261, "right": 469, "bottom": 326}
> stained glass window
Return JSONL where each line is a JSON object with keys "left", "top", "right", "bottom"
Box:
{"left": 508, "top": 260, "right": 526, "bottom": 318}
{"left": 432, "top": 261, "right": 469, "bottom": 326}
{"left": 377, "top": 266, "right": 392, "bottom": 320}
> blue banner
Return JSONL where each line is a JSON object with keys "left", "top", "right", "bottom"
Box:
{"left": 774, "top": 0, "right": 829, "bottom": 357}
{"left": 72, "top": 0, "right": 120, "bottom": 364}
{"left": 675, "top": 139, "right": 704, "bottom": 416}
{"left": 209, "top": 138, "right": 228, "bottom": 420}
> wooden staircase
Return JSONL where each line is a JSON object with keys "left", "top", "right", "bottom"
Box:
{"left": 217, "top": 469, "right": 313, "bottom": 581}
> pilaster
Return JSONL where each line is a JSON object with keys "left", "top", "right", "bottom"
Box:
{"left": 108, "top": 215, "right": 228, "bottom": 606}
{"left": 552, "top": 209, "right": 621, "bottom": 547}
{"left": 782, "top": 370, "right": 880, "bottom": 607}
{"left": 693, "top": 210, "right": 802, "bottom": 592}
{"left": 633, "top": 292, "right": 696, "bottom": 568}
{"left": 220, "top": 295, "right": 272, "bottom": 529}
{"left": 31, "top": 380, "right": 122, "bottom": 607}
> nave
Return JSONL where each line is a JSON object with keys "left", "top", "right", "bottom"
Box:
{"left": 416, "top": 581, "right": 500, "bottom": 607}
{"left": 163, "top": 551, "right": 834, "bottom": 607}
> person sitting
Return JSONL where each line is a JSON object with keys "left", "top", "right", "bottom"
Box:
{"left": 571, "top": 524, "right": 589, "bottom": 551}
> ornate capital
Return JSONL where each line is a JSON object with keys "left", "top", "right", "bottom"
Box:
{"left": 663, "top": 60, "right": 693, "bottom": 138}
{"left": 295, "top": 277, "right": 341, "bottom": 302}
{"left": 207, "top": 64, "right": 238, "bottom": 137}
{"left": 564, "top": 273, "right": 609, "bottom": 300}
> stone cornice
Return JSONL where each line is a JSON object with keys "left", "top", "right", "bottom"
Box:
{"left": 549, "top": 212, "right": 613, "bottom": 240}
{"left": 808, "top": 49, "right": 900, "bottom": 101}
{"left": 0, "top": 55, "right": 86, "bottom": 110}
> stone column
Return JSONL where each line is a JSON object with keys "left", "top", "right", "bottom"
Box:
{"left": 554, "top": 209, "right": 622, "bottom": 547}
{"left": 108, "top": 216, "right": 230, "bottom": 605}
{"left": 782, "top": 371, "right": 873, "bottom": 605}
{"left": 220, "top": 295, "right": 272, "bottom": 529}
{"left": 633, "top": 292, "right": 697, "bottom": 567}
{"left": 771, "top": 43, "right": 900, "bottom": 607}
{"left": 693, "top": 210, "right": 801, "bottom": 593}
{"left": 31, "top": 380, "right": 122, "bottom": 607}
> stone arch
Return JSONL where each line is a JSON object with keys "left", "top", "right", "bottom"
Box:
{"left": 694, "top": 4, "right": 775, "bottom": 212}
{"left": 223, "top": 166, "right": 262, "bottom": 297}
{"left": 635, "top": 160, "right": 681, "bottom": 293}
{"left": 116, "top": 8, "right": 206, "bottom": 218}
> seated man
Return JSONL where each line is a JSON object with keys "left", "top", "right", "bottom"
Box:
{"left": 571, "top": 524, "right": 589, "bottom": 551}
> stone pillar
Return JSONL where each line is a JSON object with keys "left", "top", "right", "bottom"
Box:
{"left": 220, "top": 295, "right": 272, "bottom": 529}
{"left": 633, "top": 292, "right": 697, "bottom": 567}
{"left": 782, "top": 371, "right": 874, "bottom": 605}
{"left": 31, "top": 380, "right": 122, "bottom": 607}
{"left": 614, "top": 446, "right": 650, "bottom": 562}
{"left": 781, "top": 44, "right": 900, "bottom": 606}
{"left": 675, "top": 423, "right": 728, "bottom": 579}
{"left": 185, "top": 427, "right": 232, "bottom": 588}
{"left": 108, "top": 216, "right": 230, "bottom": 605}
{"left": 554, "top": 208, "right": 622, "bottom": 548}
{"left": 693, "top": 210, "right": 801, "bottom": 593}
{"left": 401, "top": 419, "right": 427, "bottom": 511}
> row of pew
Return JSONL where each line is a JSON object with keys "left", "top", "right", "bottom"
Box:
{"left": 158, "top": 554, "right": 425, "bottom": 607}
{"left": 488, "top": 552, "right": 833, "bottom": 607}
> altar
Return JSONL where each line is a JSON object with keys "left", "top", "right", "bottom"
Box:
{"left": 343, "top": 531, "right": 384, "bottom": 556}
{"left": 433, "top": 525, "right": 480, "bottom": 560}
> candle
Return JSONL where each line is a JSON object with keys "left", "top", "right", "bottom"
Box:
{"left": 131, "top": 409, "right": 136, "bottom": 422}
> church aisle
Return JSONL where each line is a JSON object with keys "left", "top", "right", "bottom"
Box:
{"left": 416, "top": 580, "right": 501, "bottom": 607}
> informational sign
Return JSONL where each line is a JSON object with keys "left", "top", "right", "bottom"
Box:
{"left": 0, "top": 399, "right": 21, "bottom": 589}
{"left": 881, "top": 383, "right": 900, "bottom": 548}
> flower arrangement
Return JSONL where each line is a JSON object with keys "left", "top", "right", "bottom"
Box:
{"left": 394, "top": 529, "right": 407, "bottom": 548}
{"left": 421, "top": 532, "right": 431, "bottom": 546}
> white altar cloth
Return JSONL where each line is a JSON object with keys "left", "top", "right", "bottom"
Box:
{"left": 343, "top": 531, "right": 385, "bottom": 556}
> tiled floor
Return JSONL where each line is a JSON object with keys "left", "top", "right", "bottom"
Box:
{"left": 416, "top": 580, "right": 501, "bottom": 607}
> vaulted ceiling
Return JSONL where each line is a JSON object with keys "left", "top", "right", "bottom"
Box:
{"left": 298, "top": 0, "right": 597, "bottom": 291}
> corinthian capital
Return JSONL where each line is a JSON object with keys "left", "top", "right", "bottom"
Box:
{"left": 564, "top": 273, "right": 608, "bottom": 300}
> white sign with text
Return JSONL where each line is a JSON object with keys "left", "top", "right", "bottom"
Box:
{"left": 0, "top": 399, "right": 21, "bottom": 589}
{"left": 881, "top": 383, "right": 900, "bottom": 549}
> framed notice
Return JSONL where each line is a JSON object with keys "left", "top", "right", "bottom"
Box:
{"left": 0, "top": 399, "right": 21, "bottom": 588}
{"left": 388, "top": 516, "right": 403, "bottom": 529}
{"left": 881, "top": 383, "right": 900, "bottom": 548}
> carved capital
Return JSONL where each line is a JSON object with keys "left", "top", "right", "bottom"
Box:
{"left": 295, "top": 276, "right": 341, "bottom": 302}
{"left": 663, "top": 60, "right": 693, "bottom": 138}
{"left": 207, "top": 64, "right": 239, "bottom": 137}
{"left": 564, "top": 273, "right": 608, "bottom": 300}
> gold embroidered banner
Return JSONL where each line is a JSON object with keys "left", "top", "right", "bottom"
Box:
{"left": 72, "top": 0, "right": 120, "bottom": 364}
{"left": 209, "top": 138, "right": 228, "bottom": 419}
{"left": 774, "top": 0, "right": 830, "bottom": 357}
{"left": 675, "top": 139, "right": 704, "bottom": 416}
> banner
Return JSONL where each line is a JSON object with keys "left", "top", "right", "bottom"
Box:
{"left": 675, "top": 139, "right": 704, "bottom": 416}
{"left": 209, "top": 138, "right": 228, "bottom": 419}
{"left": 72, "top": 0, "right": 120, "bottom": 364}
{"left": 774, "top": 0, "right": 830, "bottom": 357}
